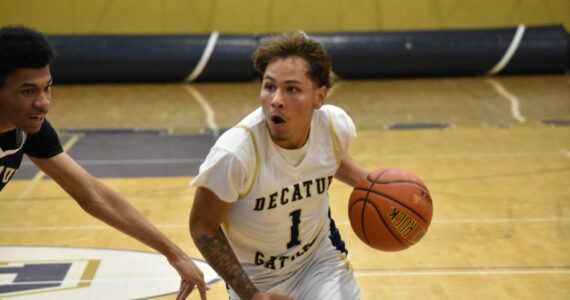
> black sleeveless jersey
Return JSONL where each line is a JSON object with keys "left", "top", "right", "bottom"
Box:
{"left": 0, "top": 120, "right": 63, "bottom": 191}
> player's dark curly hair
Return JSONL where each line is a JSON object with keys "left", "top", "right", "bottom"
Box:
{"left": 253, "top": 31, "right": 333, "bottom": 88}
{"left": 0, "top": 26, "right": 55, "bottom": 87}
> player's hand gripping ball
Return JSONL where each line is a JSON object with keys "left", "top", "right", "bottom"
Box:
{"left": 348, "top": 168, "right": 433, "bottom": 251}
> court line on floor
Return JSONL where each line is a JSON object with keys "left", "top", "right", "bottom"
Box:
{"left": 5, "top": 267, "right": 567, "bottom": 286}
{"left": 1, "top": 277, "right": 182, "bottom": 286}
{"left": 15, "top": 134, "right": 82, "bottom": 202}
{"left": 378, "top": 150, "right": 567, "bottom": 160}
{"left": 1, "top": 217, "right": 568, "bottom": 232}
{"left": 18, "top": 150, "right": 565, "bottom": 167}
{"left": 427, "top": 217, "right": 570, "bottom": 224}
{"left": 21, "top": 158, "right": 204, "bottom": 166}
{"left": 426, "top": 167, "right": 570, "bottom": 183}
{"left": 485, "top": 78, "right": 526, "bottom": 123}
{"left": 337, "top": 217, "right": 570, "bottom": 226}
{"left": 354, "top": 268, "right": 570, "bottom": 277}
{"left": 184, "top": 85, "right": 220, "bottom": 138}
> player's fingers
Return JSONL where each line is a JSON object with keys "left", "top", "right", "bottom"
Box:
{"left": 176, "top": 281, "right": 192, "bottom": 300}
{"left": 176, "top": 280, "right": 184, "bottom": 300}
{"left": 175, "top": 288, "right": 183, "bottom": 300}
{"left": 198, "top": 283, "right": 208, "bottom": 300}
{"left": 194, "top": 277, "right": 208, "bottom": 289}
{"left": 176, "top": 287, "right": 189, "bottom": 300}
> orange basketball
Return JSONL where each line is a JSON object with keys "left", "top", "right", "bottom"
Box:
{"left": 348, "top": 167, "right": 433, "bottom": 251}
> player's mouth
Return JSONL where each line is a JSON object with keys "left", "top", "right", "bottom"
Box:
{"left": 29, "top": 115, "right": 44, "bottom": 124}
{"left": 271, "top": 115, "right": 286, "bottom": 125}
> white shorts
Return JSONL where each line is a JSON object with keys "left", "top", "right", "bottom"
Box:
{"left": 229, "top": 236, "right": 361, "bottom": 300}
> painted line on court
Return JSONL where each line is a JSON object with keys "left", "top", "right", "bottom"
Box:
{"left": 2, "top": 217, "right": 569, "bottom": 232}
{"left": 335, "top": 217, "right": 570, "bottom": 226}
{"left": 184, "top": 85, "right": 220, "bottom": 137}
{"left": 326, "top": 80, "right": 343, "bottom": 99}
{"left": 21, "top": 158, "right": 204, "bottom": 166}
{"left": 3, "top": 277, "right": 182, "bottom": 285}
{"left": 387, "top": 123, "right": 450, "bottom": 130}
{"left": 355, "top": 269, "right": 570, "bottom": 277}
{"left": 5, "top": 269, "right": 568, "bottom": 283}
{"left": 0, "top": 224, "right": 189, "bottom": 232}
{"left": 485, "top": 78, "right": 526, "bottom": 123}
{"left": 543, "top": 120, "right": 570, "bottom": 126}
{"left": 430, "top": 217, "right": 570, "bottom": 224}
{"left": 15, "top": 134, "right": 82, "bottom": 202}
{"left": 378, "top": 151, "right": 566, "bottom": 160}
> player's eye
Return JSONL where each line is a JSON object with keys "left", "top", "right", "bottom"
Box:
{"left": 287, "top": 86, "right": 298, "bottom": 93}
{"left": 264, "top": 83, "right": 276, "bottom": 92}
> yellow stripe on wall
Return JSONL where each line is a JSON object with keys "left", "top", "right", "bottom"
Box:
{"left": 1, "top": 0, "right": 568, "bottom": 34}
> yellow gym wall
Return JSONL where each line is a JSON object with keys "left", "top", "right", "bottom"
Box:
{"left": 0, "top": 0, "right": 568, "bottom": 34}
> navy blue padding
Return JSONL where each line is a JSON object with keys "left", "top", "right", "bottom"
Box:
{"left": 47, "top": 25, "right": 568, "bottom": 83}
{"left": 503, "top": 26, "right": 568, "bottom": 75}
{"left": 49, "top": 34, "right": 257, "bottom": 83}
{"left": 311, "top": 25, "right": 568, "bottom": 78}
{"left": 198, "top": 34, "right": 258, "bottom": 82}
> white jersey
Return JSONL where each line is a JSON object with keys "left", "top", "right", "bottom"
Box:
{"left": 192, "top": 104, "right": 356, "bottom": 288}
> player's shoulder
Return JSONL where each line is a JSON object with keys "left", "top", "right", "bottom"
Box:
{"left": 320, "top": 104, "right": 347, "bottom": 114}
{"left": 25, "top": 119, "right": 60, "bottom": 144}
{"left": 317, "top": 104, "right": 350, "bottom": 120}
{"left": 317, "top": 104, "right": 353, "bottom": 126}
{"left": 213, "top": 108, "right": 263, "bottom": 153}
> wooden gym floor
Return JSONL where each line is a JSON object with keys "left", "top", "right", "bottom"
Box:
{"left": 0, "top": 74, "right": 569, "bottom": 299}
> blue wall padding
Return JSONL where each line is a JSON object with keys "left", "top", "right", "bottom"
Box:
{"left": 48, "top": 25, "right": 568, "bottom": 83}
{"left": 312, "top": 25, "right": 568, "bottom": 78}
{"left": 50, "top": 34, "right": 257, "bottom": 83}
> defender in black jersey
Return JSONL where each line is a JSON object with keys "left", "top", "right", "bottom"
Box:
{"left": 0, "top": 26, "right": 208, "bottom": 299}
{"left": 0, "top": 120, "right": 62, "bottom": 191}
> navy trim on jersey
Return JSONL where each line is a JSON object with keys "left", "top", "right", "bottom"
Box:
{"left": 327, "top": 208, "right": 348, "bottom": 255}
{"left": 0, "top": 120, "right": 63, "bottom": 191}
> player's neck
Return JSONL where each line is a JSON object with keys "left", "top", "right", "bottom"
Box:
{"left": 0, "top": 119, "right": 16, "bottom": 134}
{"left": 272, "top": 128, "right": 311, "bottom": 149}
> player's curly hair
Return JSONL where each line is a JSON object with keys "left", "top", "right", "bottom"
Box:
{"left": 0, "top": 26, "right": 55, "bottom": 87}
{"left": 253, "top": 31, "right": 333, "bottom": 88}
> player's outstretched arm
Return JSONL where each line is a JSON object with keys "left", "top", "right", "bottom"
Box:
{"left": 30, "top": 153, "right": 208, "bottom": 300}
{"left": 334, "top": 153, "right": 368, "bottom": 187}
{"left": 190, "top": 187, "right": 258, "bottom": 298}
{"left": 190, "top": 187, "right": 294, "bottom": 300}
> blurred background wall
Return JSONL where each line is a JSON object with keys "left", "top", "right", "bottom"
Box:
{"left": 1, "top": 0, "right": 568, "bottom": 34}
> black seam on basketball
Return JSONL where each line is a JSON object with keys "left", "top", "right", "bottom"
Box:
{"left": 365, "top": 169, "right": 392, "bottom": 203}
{"left": 366, "top": 190, "right": 429, "bottom": 224}
{"left": 376, "top": 180, "right": 429, "bottom": 192}
{"left": 361, "top": 199, "right": 369, "bottom": 243}
{"left": 368, "top": 168, "right": 393, "bottom": 184}
{"left": 369, "top": 199, "right": 408, "bottom": 248}
{"left": 349, "top": 198, "right": 372, "bottom": 244}
{"left": 360, "top": 168, "right": 393, "bottom": 245}
{"left": 349, "top": 198, "right": 370, "bottom": 243}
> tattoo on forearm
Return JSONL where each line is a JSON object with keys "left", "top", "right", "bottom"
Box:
{"left": 195, "top": 234, "right": 258, "bottom": 299}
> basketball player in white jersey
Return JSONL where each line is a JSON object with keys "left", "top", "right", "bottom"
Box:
{"left": 190, "top": 31, "right": 369, "bottom": 299}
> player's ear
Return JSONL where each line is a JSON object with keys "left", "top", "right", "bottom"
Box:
{"left": 313, "top": 85, "right": 327, "bottom": 109}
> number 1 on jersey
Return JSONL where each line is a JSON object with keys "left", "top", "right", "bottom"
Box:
{"left": 287, "top": 209, "right": 302, "bottom": 249}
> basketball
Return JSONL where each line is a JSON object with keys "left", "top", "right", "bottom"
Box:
{"left": 348, "top": 167, "right": 433, "bottom": 251}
